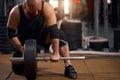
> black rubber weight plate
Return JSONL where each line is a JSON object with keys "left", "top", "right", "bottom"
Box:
{"left": 24, "top": 39, "right": 37, "bottom": 80}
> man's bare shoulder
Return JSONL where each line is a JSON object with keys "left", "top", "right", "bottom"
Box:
{"left": 9, "top": 5, "right": 20, "bottom": 18}
{"left": 43, "top": 1, "right": 57, "bottom": 26}
{"left": 44, "top": 1, "right": 55, "bottom": 12}
{"left": 43, "top": 1, "right": 56, "bottom": 17}
{"left": 7, "top": 5, "right": 20, "bottom": 28}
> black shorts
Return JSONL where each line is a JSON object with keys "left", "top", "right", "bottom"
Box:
{"left": 37, "top": 28, "right": 68, "bottom": 49}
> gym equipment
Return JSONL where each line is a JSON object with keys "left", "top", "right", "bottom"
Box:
{"left": 9, "top": 39, "right": 120, "bottom": 80}
{"left": 24, "top": 39, "right": 37, "bottom": 80}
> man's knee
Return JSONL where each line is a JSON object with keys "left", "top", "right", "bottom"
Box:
{"left": 59, "top": 30, "right": 69, "bottom": 47}
{"left": 59, "top": 39, "right": 68, "bottom": 47}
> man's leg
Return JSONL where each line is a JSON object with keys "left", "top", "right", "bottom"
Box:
{"left": 59, "top": 30, "right": 78, "bottom": 79}
{"left": 38, "top": 29, "right": 78, "bottom": 79}
{"left": 59, "top": 45, "right": 71, "bottom": 66}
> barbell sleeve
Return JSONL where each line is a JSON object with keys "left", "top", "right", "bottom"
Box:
{"left": 10, "top": 57, "right": 24, "bottom": 62}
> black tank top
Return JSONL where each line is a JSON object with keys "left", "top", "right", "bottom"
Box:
{"left": 17, "top": 0, "right": 45, "bottom": 44}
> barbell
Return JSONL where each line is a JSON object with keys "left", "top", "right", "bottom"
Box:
{"left": 9, "top": 39, "right": 120, "bottom": 80}
{"left": 10, "top": 55, "right": 120, "bottom": 62}
{"left": 10, "top": 56, "right": 86, "bottom": 62}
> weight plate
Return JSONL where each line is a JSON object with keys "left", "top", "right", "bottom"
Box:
{"left": 24, "top": 39, "right": 37, "bottom": 80}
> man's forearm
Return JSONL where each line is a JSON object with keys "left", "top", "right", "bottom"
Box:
{"left": 10, "top": 37, "right": 24, "bottom": 53}
{"left": 51, "top": 39, "right": 59, "bottom": 54}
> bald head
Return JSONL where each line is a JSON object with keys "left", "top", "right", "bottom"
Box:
{"left": 24, "top": 0, "right": 42, "bottom": 17}
{"left": 25, "top": 0, "right": 41, "bottom": 6}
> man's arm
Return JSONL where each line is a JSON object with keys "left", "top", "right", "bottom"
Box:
{"left": 7, "top": 5, "right": 24, "bottom": 54}
{"left": 43, "top": 2, "right": 60, "bottom": 59}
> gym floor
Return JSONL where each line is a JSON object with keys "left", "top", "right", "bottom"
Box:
{"left": 0, "top": 53, "right": 120, "bottom": 80}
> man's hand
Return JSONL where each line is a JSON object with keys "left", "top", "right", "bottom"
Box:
{"left": 50, "top": 52, "right": 60, "bottom": 62}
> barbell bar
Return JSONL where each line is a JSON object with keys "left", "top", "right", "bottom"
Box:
{"left": 10, "top": 56, "right": 86, "bottom": 62}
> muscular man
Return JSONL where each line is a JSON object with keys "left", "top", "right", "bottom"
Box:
{"left": 7, "top": 0, "right": 77, "bottom": 79}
